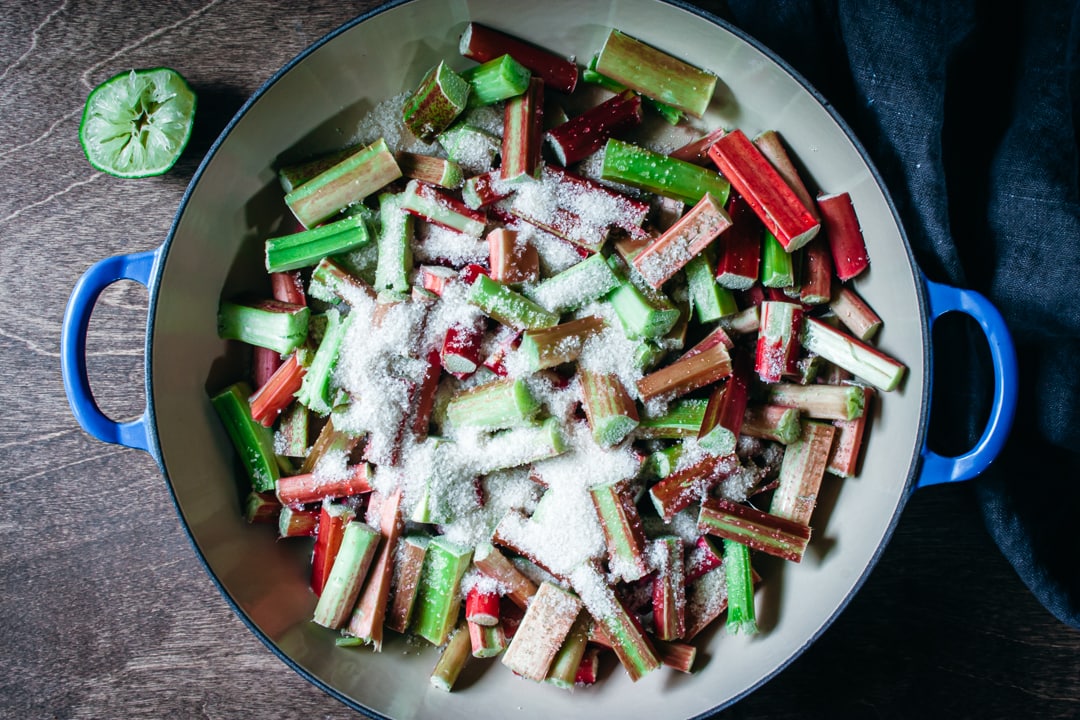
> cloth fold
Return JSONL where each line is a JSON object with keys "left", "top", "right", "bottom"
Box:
{"left": 719, "top": 0, "right": 1080, "bottom": 628}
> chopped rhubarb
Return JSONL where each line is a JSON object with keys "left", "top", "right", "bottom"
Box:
{"left": 466, "top": 586, "right": 501, "bottom": 627}
{"left": 518, "top": 316, "right": 606, "bottom": 372}
{"left": 430, "top": 623, "right": 472, "bottom": 692}
{"left": 573, "top": 646, "right": 601, "bottom": 685}
{"left": 648, "top": 452, "right": 741, "bottom": 522}
{"left": 275, "top": 463, "right": 372, "bottom": 507}
{"left": 570, "top": 564, "right": 660, "bottom": 682}
{"left": 545, "top": 90, "right": 643, "bottom": 166}
{"left": 419, "top": 265, "right": 458, "bottom": 297}
{"left": 801, "top": 316, "right": 906, "bottom": 391}
{"left": 579, "top": 369, "right": 640, "bottom": 447}
{"left": 440, "top": 322, "right": 484, "bottom": 378}
{"left": 311, "top": 504, "right": 354, "bottom": 597}
{"left": 277, "top": 505, "right": 318, "bottom": 538}
{"left": 244, "top": 491, "right": 280, "bottom": 524}
{"left": 410, "top": 348, "right": 443, "bottom": 440}
{"left": 462, "top": 168, "right": 512, "bottom": 209}
{"left": 400, "top": 179, "right": 488, "bottom": 237}
{"left": 755, "top": 300, "right": 804, "bottom": 383}
{"left": 545, "top": 613, "right": 591, "bottom": 690}
{"left": 698, "top": 497, "right": 812, "bottom": 563}
{"left": 487, "top": 227, "right": 539, "bottom": 284}
{"left": 472, "top": 542, "right": 539, "bottom": 610}
{"left": 723, "top": 538, "right": 758, "bottom": 635}
{"left": 252, "top": 346, "right": 282, "bottom": 390}
{"left": 602, "top": 138, "right": 730, "bottom": 206}
{"left": 210, "top": 382, "right": 279, "bottom": 492}
{"left": 501, "top": 581, "right": 584, "bottom": 682}
{"left": 459, "top": 53, "right": 531, "bottom": 106}
{"left": 708, "top": 129, "right": 820, "bottom": 252}
{"left": 249, "top": 352, "right": 305, "bottom": 427}
{"left": 501, "top": 77, "right": 545, "bottom": 181}
{"left": 413, "top": 537, "right": 474, "bottom": 646}
{"left": 798, "top": 236, "right": 834, "bottom": 304}
{"left": 395, "top": 150, "right": 464, "bottom": 189}
{"left": 827, "top": 385, "right": 875, "bottom": 477}
{"left": 285, "top": 138, "right": 402, "bottom": 229}
{"left": 460, "top": 23, "right": 579, "bottom": 94}
{"left": 468, "top": 274, "right": 559, "bottom": 330}
{"left": 817, "top": 191, "right": 869, "bottom": 281}
{"left": 684, "top": 535, "right": 724, "bottom": 584}
{"left": 637, "top": 337, "right": 732, "bottom": 402}
{"left": 386, "top": 534, "right": 429, "bottom": 634}
{"left": 309, "top": 256, "right": 376, "bottom": 304}
{"left": 767, "top": 381, "right": 865, "bottom": 421}
{"left": 632, "top": 193, "right": 732, "bottom": 288}
{"left": 469, "top": 620, "right": 509, "bottom": 658}
{"left": 742, "top": 403, "right": 803, "bottom": 445}
{"left": 715, "top": 191, "right": 763, "bottom": 290}
{"left": 829, "top": 284, "right": 882, "bottom": 341}
{"left": 670, "top": 127, "right": 727, "bottom": 166}
{"left": 445, "top": 377, "right": 540, "bottom": 430}
{"left": 271, "top": 270, "right": 306, "bottom": 306}
{"left": 402, "top": 61, "right": 470, "bottom": 143}
{"left": 218, "top": 298, "right": 310, "bottom": 355}
{"left": 752, "top": 130, "right": 820, "bottom": 221}
{"left": 769, "top": 421, "right": 837, "bottom": 526}
{"left": 697, "top": 352, "right": 751, "bottom": 455}
{"left": 312, "top": 520, "right": 381, "bottom": 629}
{"left": 650, "top": 536, "right": 686, "bottom": 641}
{"left": 345, "top": 489, "right": 404, "bottom": 649}
{"left": 591, "top": 481, "right": 650, "bottom": 582}
{"left": 655, "top": 639, "right": 697, "bottom": 673}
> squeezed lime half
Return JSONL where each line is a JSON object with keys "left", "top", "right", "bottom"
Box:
{"left": 79, "top": 67, "right": 196, "bottom": 178}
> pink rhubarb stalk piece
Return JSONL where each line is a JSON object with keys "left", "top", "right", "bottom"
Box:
{"left": 419, "top": 265, "right": 458, "bottom": 297}
{"left": 501, "top": 77, "right": 545, "bottom": 181}
{"left": 501, "top": 581, "right": 583, "bottom": 682}
{"left": 817, "top": 191, "right": 869, "bottom": 281}
{"left": 249, "top": 352, "right": 306, "bottom": 427}
{"left": 648, "top": 452, "right": 741, "bottom": 522}
{"left": 278, "top": 506, "right": 318, "bottom": 538}
{"left": 487, "top": 227, "right": 539, "bottom": 284}
{"left": 472, "top": 542, "right": 539, "bottom": 610}
{"left": 632, "top": 192, "right": 732, "bottom": 289}
{"left": 769, "top": 420, "right": 837, "bottom": 526}
{"left": 276, "top": 464, "right": 373, "bottom": 508}
{"left": 460, "top": 23, "right": 579, "bottom": 94}
{"left": 650, "top": 536, "right": 686, "bottom": 641}
{"left": 827, "top": 385, "right": 875, "bottom": 477}
{"left": 545, "top": 90, "right": 643, "bottom": 166}
{"left": 670, "top": 127, "right": 727, "bottom": 166}
{"left": 708, "top": 129, "right": 820, "bottom": 252}
{"left": 636, "top": 341, "right": 732, "bottom": 403}
{"left": 410, "top": 348, "right": 443, "bottom": 441}
{"left": 385, "top": 536, "right": 428, "bottom": 634}
{"left": 346, "top": 489, "right": 404, "bottom": 649}
{"left": 698, "top": 497, "right": 812, "bottom": 563}
{"left": 752, "top": 129, "right": 820, "bottom": 221}
{"left": 829, "top": 284, "right": 882, "bottom": 341}
{"left": 755, "top": 300, "right": 804, "bottom": 383}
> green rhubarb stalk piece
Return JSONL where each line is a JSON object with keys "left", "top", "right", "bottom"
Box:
{"left": 412, "top": 537, "right": 474, "bottom": 646}
{"left": 645, "top": 443, "right": 684, "bottom": 479}
{"left": 460, "top": 54, "right": 531, "bottom": 106}
{"left": 399, "top": 178, "right": 487, "bottom": 237}
{"left": 277, "top": 143, "right": 362, "bottom": 194}
{"left": 308, "top": 256, "right": 375, "bottom": 305}
{"left": 395, "top": 151, "right": 464, "bottom": 189}
{"left": 769, "top": 420, "right": 836, "bottom": 526}
{"left": 217, "top": 299, "right": 309, "bottom": 355}
{"left": 265, "top": 213, "right": 371, "bottom": 273}
{"left": 582, "top": 54, "right": 683, "bottom": 125}
{"left": 295, "top": 308, "right": 354, "bottom": 416}
{"left": 698, "top": 497, "right": 811, "bottom": 563}
{"left": 517, "top": 316, "right": 605, "bottom": 372}
{"left": 761, "top": 229, "right": 795, "bottom": 288}
{"left": 523, "top": 253, "right": 621, "bottom": 314}
{"left": 502, "top": 581, "right": 584, "bottom": 682}
{"left": 605, "top": 278, "right": 680, "bottom": 340}
{"left": 276, "top": 401, "right": 309, "bottom": 457}
{"left": 742, "top": 403, "right": 802, "bottom": 445}
{"left": 285, "top": 138, "right": 402, "bottom": 228}
{"left": 437, "top": 124, "right": 502, "bottom": 175}
{"left": 685, "top": 250, "right": 737, "bottom": 323}
{"left": 467, "top": 274, "right": 559, "bottom": 330}
{"left": 767, "top": 381, "right": 865, "bottom": 421}
{"left": 402, "top": 61, "right": 471, "bottom": 142}
{"left": 545, "top": 611, "right": 591, "bottom": 690}
{"left": 570, "top": 564, "right": 660, "bottom": 682}
{"left": 595, "top": 29, "right": 717, "bottom": 118}
{"left": 722, "top": 538, "right": 758, "bottom": 635}
{"left": 312, "top": 520, "right": 381, "bottom": 629}
{"left": 591, "top": 481, "right": 650, "bottom": 582}
{"left": 601, "top": 138, "right": 730, "bottom": 206}
{"left": 637, "top": 398, "right": 707, "bottom": 438}
{"left": 579, "top": 369, "right": 639, "bottom": 447}
{"left": 445, "top": 377, "right": 540, "bottom": 430}
{"left": 801, "top": 316, "right": 907, "bottom": 391}
{"left": 210, "top": 382, "right": 279, "bottom": 492}
{"left": 476, "top": 418, "right": 567, "bottom": 473}
{"left": 430, "top": 623, "right": 472, "bottom": 691}
{"left": 373, "top": 192, "right": 414, "bottom": 297}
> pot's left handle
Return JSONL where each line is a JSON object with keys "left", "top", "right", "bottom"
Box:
{"left": 915, "top": 277, "right": 1018, "bottom": 488}
{"left": 61, "top": 248, "right": 161, "bottom": 453}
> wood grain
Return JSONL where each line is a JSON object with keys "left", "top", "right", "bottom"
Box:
{"left": 1, "top": 1, "right": 1077, "bottom": 719}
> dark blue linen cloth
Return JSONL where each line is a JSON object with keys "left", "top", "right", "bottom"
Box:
{"left": 717, "top": 0, "right": 1080, "bottom": 628}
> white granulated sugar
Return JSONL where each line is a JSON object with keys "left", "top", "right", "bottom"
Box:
{"left": 312, "top": 447, "right": 350, "bottom": 482}
{"left": 462, "top": 104, "right": 505, "bottom": 137}
{"left": 439, "top": 467, "right": 540, "bottom": 548}
{"left": 665, "top": 508, "right": 703, "bottom": 544}
{"left": 413, "top": 224, "right": 489, "bottom": 266}
{"left": 353, "top": 92, "right": 441, "bottom": 155}
{"left": 673, "top": 437, "right": 711, "bottom": 473}
{"left": 569, "top": 564, "right": 616, "bottom": 620}
{"left": 460, "top": 568, "right": 504, "bottom": 597}
{"left": 574, "top": 302, "right": 646, "bottom": 399}
{"left": 717, "top": 463, "right": 761, "bottom": 503}
{"left": 422, "top": 278, "right": 485, "bottom": 350}
{"left": 519, "top": 224, "right": 584, "bottom": 275}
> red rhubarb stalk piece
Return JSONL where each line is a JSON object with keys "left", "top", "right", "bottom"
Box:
{"left": 650, "top": 536, "right": 686, "bottom": 641}
{"left": 401, "top": 179, "right": 488, "bottom": 236}
{"left": 545, "top": 90, "right": 643, "bottom": 166}
{"left": 648, "top": 452, "right": 741, "bottom": 521}
{"left": 410, "top": 348, "right": 442, "bottom": 440}
{"left": 697, "top": 352, "right": 751, "bottom": 454}
{"left": 698, "top": 497, "right": 812, "bottom": 563}
{"left": 632, "top": 192, "right": 733, "bottom": 288}
{"left": 591, "top": 481, "right": 651, "bottom": 583}
{"left": 573, "top": 646, "right": 601, "bottom": 685}
{"left": 460, "top": 23, "right": 578, "bottom": 94}
{"left": 670, "top": 127, "right": 727, "bottom": 166}
{"left": 487, "top": 227, "right": 539, "bottom": 284}
{"left": 827, "top": 385, "right": 875, "bottom": 477}
{"left": 419, "top": 265, "right": 458, "bottom": 296}
{"left": 708, "top": 129, "right": 820, "bottom": 252}
{"left": 683, "top": 324, "right": 735, "bottom": 361}
{"left": 755, "top": 300, "right": 804, "bottom": 383}
{"left": 271, "top": 270, "right": 306, "bottom": 306}
{"left": 715, "top": 192, "right": 763, "bottom": 290}
{"left": 684, "top": 535, "right": 724, "bottom": 584}
{"left": 278, "top": 505, "right": 318, "bottom": 538}
{"left": 636, "top": 340, "right": 732, "bottom": 403}
{"left": 245, "top": 491, "right": 280, "bottom": 524}
{"left": 249, "top": 352, "right": 306, "bottom": 427}
{"left": 459, "top": 262, "right": 490, "bottom": 285}
{"left": 798, "top": 236, "right": 834, "bottom": 304}
{"left": 817, "top": 191, "right": 869, "bottom": 281}
{"left": 655, "top": 639, "right": 696, "bottom": 673}
{"left": 385, "top": 535, "right": 428, "bottom": 634}
{"left": 466, "top": 586, "right": 502, "bottom": 627}
{"left": 463, "top": 168, "right": 512, "bottom": 209}
{"left": 501, "top": 77, "right": 545, "bottom": 181}
{"left": 441, "top": 323, "right": 484, "bottom": 378}
{"left": 276, "top": 463, "right": 373, "bottom": 507}
{"left": 473, "top": 542, "right": 539, "bottom": 610}
{"left": 310, "top": 503, "right": 355, "bottom": 597}
{"left": 252, "top": 346, "right": 283, "bottom": 390}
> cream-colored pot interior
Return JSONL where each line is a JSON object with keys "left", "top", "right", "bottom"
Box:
{"left": 149, "top": 1, "right": 927, "bottom": 717}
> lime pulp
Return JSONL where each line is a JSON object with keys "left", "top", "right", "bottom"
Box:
{"left": 79, "top": 67, "right": 196, "bottom": 179}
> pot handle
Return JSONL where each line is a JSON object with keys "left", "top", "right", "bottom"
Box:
{"left": 61, "top": 249, "right": 160, "bottom": 453}
{"left": 915, "top": 277, "right": 1018, "bottom": 488}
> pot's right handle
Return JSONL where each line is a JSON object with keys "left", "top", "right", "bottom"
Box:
{"left": 61, "top": 248, "right": 160, "bottom": 453}
{"left": 915, "top": 277, "right": 1018, "bottom": 488}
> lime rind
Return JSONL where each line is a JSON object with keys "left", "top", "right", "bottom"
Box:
{"left": 79, "top": 67, "right": 196, "bottom": 179}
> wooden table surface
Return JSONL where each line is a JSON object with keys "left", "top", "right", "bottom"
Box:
{"left": 3, "top": 1, "right": 1078, "bottom": 718}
